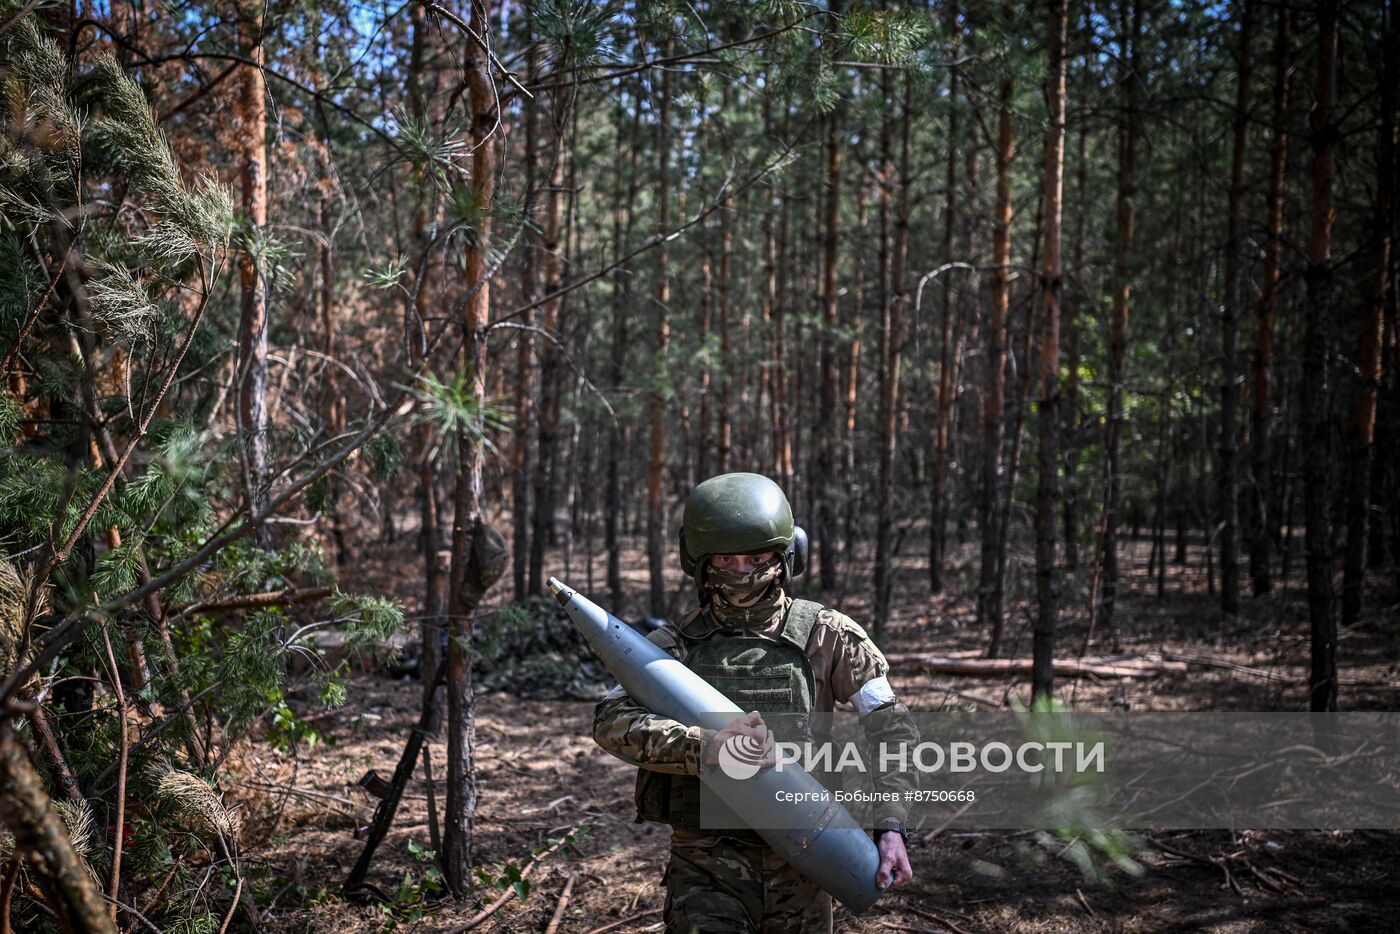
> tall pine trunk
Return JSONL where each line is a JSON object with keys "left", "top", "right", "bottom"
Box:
{"left": 529, "top": 86, "right": 574, "bottom": 596}
{"left": 1101, "top": 0, "right": 1140, "bottom": 643}
{"left": 236, "top": 3, "right": 270, "bottom": 536}
{"left": 1033, "top": 0, "right": 1069, "bottom": 703}
{"left": 1342, "top": 5, "right": 1395, "bottom": 628}
{"left": 647, "top": 51, "right": 673, "bottom": 618}
{"left": 979, "top": 76, "right": 1014, "bottom": 657}
{"left": 874, "top": 74, "right": 912, "bottom": 638}
{"left": 512, "top": 42, "right": 539, "bottom": 603}
{"left": 930, "top": 1, "right": 962, "bottom": 594}
{"left": 1220, "top": 0, "right": 1254, "bottom": 616}
{"left": 817, "top": 109, "right": 843, "bottom": 593}
{"left": 1250, "top": 5, "right": 1293, "bottom": 597}
{"left": 1303, "top": 0, "right": 1339, "bottom": 712}
{"left": 443, "top": 0, "right": 498, "bottom": 894}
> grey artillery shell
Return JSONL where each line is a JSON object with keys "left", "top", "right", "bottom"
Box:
{"left": 548, "top": 576, "right": 883, "bottom": 914}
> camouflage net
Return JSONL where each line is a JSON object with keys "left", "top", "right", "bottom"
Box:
{"left": 472, "top": 595, "right": 612, "bottom": 701}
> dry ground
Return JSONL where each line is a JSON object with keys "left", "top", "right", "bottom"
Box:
{"left": 225, "top": 525, "right": 1400, "bottom": 933}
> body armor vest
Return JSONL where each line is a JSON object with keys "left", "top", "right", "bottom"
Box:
{"left": 634, "top": 599, "right": 823, "bottom": 831}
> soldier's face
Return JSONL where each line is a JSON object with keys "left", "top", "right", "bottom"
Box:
{"left": 709, "top": 552, "right": 778, "bottom": 575}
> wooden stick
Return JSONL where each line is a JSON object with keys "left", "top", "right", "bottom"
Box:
{"left": 544, "top": 873, "right": 576, "bottom": 934}
{"left": 904, "top": 904, "right": 975, "bottom": 934}
{"left": 100, "top": 629, "right": 129, "bottom": 926}
{"left": 0, "top": 858, "right": 18, "bottom": 934}
{"left": 582, "top": 909, "right": 662, "bottom": 934}
{"left": 177, "top": 586, "right": 333, "bottom": 614}
{"left": 449, "top": 832, "right": 577, "bottom": 932}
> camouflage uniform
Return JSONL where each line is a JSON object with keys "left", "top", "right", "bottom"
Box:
{"left": 594, "top": 595, "right": 919, "bottom": 934}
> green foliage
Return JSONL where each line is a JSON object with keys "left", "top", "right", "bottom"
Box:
{"left": 1012, "top": 697, "right": 1146, "bottom": 885}
{"left": 841, "top": 5, "right": 933, "bottom": 65}
{"left": 90, "top": 56, "right": 232, "bottom": 250}
{"left": 330, "top": 589, "right": 406, "bottom": 646}
{"left": 409, "top": 368, "right": 509, "bottom": 457}
{"left": 529, "top": 0, "right": 619, "bottom": 71}
{"left": 378, "top": 839, "right": 445, "bottom": 930}
{"left": 364, "top": 428, "right": 404, "bottom": 480}
{"left": 473, "top": 827, "right": 588, "bottom": 906}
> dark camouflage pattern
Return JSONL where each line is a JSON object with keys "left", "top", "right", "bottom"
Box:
{"left": 663, "top": 833, "right": 833, "bottom": 934}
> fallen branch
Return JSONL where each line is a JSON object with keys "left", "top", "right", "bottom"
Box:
{"left": 447, "top": 828, "right": 578, "bottom": 932}
{"left": 1159, "top": 652, "right": 1400, "bottom": 688}
{"left": 176, "top": 586, "right": 334, "bottom": 615}
{"left": 582, "top": 909, "right": 662, "bottom": 934}
{"left": 544, "top": 873, "right": 575, "bottom": 934}
{"left": 887, "top": 653, "right": 1187, "bottom": 680}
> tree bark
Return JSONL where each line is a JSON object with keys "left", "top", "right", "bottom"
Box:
{"left": 236, "top": 3, "right": 270, "bottom": 539}
{"left": 1250, "top": 4, "right": 1292, "bottom": 597}
{"left": 817, "top": 107, "right": 843, "bottom": 593}
{"left": 512, "top": 41, "right": 539, "bottom": 604}
{"left": 607, "top": 83, "right": 642, "bottom": 610}
{"left": 443, "top": 0, "right": 498, "bottom": 894}
{"left": 528, "top": 80, "right": 574, "bottom": 597}
{"left": 1342, "top": 3, "right": 1394, "bottom": 629}
{"left": 1219, "top": 0, "right": 1254, "bottom": 617}
{"left": 1101, "top": 0, "right": 1140, "bottom": 643}
{"left": 1303, "top": 0, "right": 1339, "bottom": 713}
{"left": 1033, "top": 0, "right": 1069, "bottom": 703}
{"left": 930, "top": 0, "right": 961, "bottom": 595}
{"left": 979, "top": 75, "right": 1014, "bottom": 657}
{"left": 646, "top": 48, "right": 673, "bottom": 618}
{"left": 874, "top": 74, "right": 912, "bottom": 638}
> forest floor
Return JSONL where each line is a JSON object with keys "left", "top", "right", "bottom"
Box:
{"left": 225, "top": 523, "right": 1400, "bottom": 933}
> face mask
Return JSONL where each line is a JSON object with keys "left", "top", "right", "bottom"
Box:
{"left": 706, "top": 556, "right": 784, "bottom": 610}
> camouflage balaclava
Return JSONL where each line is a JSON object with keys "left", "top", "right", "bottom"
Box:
{"left": 703, "top": 553, "right": 786, "bottom": 633}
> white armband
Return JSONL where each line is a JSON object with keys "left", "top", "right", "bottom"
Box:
{"left": 852, "top": 675, "right": 897, "bottom": 717}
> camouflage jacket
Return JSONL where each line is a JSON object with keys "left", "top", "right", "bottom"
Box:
{"left": 592, "top": 595, "right": 919, "bottom": 825}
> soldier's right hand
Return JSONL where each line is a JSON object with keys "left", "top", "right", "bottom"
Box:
{"left": 703, "top": 710, "right": 775, "bottom": 769}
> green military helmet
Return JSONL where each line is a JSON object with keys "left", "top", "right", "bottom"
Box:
{"left": 678, "top": 473, "right": 808, "bottom": 583}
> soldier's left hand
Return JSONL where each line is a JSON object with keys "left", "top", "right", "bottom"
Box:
{"left": 876, "top": 833, "right": 913, "bottom": 890}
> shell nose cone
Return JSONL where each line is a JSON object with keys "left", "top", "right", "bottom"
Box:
{"left": 546, "top": 577, "right": 571, "bottom": 605}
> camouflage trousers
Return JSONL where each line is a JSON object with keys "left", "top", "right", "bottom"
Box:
{"left": 663, "top": 833, "right": 833, "bottom": 934}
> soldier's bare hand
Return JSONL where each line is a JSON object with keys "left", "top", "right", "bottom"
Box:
{"left": 876, "top": 833, "right": 913, "bottom": 890}
{"left": 704, "top": 711, "right": 775, "bottom": 769}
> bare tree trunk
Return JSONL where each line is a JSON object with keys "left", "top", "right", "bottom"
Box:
{"left": 529, "top": 82, "right": 574, "bottom": 596}
{"left": 1101, "top": 0, "right": 1140, "bottom": 643}
{"left": 980, "top": 76, "right": 1014, "bottom": 657}
{"left": 1303, "top": 0, "right": 1339, "bottom": 713}
{"left": 608, "top": 83, "right": 642, "bottom": 610}
{"left": 647, "top": 49, "right": 673, "bottom": 618}
{"left": 817, "top": 108, "right": 843, "bottom": 593}
{"left": 1033, "top": 0, "right": 1069, "bottom": 703}
{"left": 1342, "top": 4, "right": 1395, "bottom": 629}
{"left": 930, "top": 0, "right": 961, "bottom": 595}
{"left": 512, "top": 42, "right": 539, "bottom": 603}
{"left": 843, "top": 180, "right": 868, "bottom": 561}
{"left": 236, "top": 3, "right": 270, "bottom": 541}
{"left": 874, "top": 74, "right": 911, "bottom": 638}
{"left": 1250, "top": 4, "right": 1293, "bottom": 597}
{"left": 1064, "top": 68, "right": 1088, "bottom": 573}
{"left": 717, "top": 87, "right": 734, "bottom": 474}
{"left": 443, "top": 0, "right": 498, "bottom": 894}
{"left": 1220, "top": 0, "right": 1254, "bottom": 616}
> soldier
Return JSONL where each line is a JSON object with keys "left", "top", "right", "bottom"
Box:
{"left": 594, "top": 472, "right": 919, "bottom": 933}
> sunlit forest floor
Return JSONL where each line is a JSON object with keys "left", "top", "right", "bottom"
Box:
{"left": 226, "top": 518, "right": 1400, "bottom": 932}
